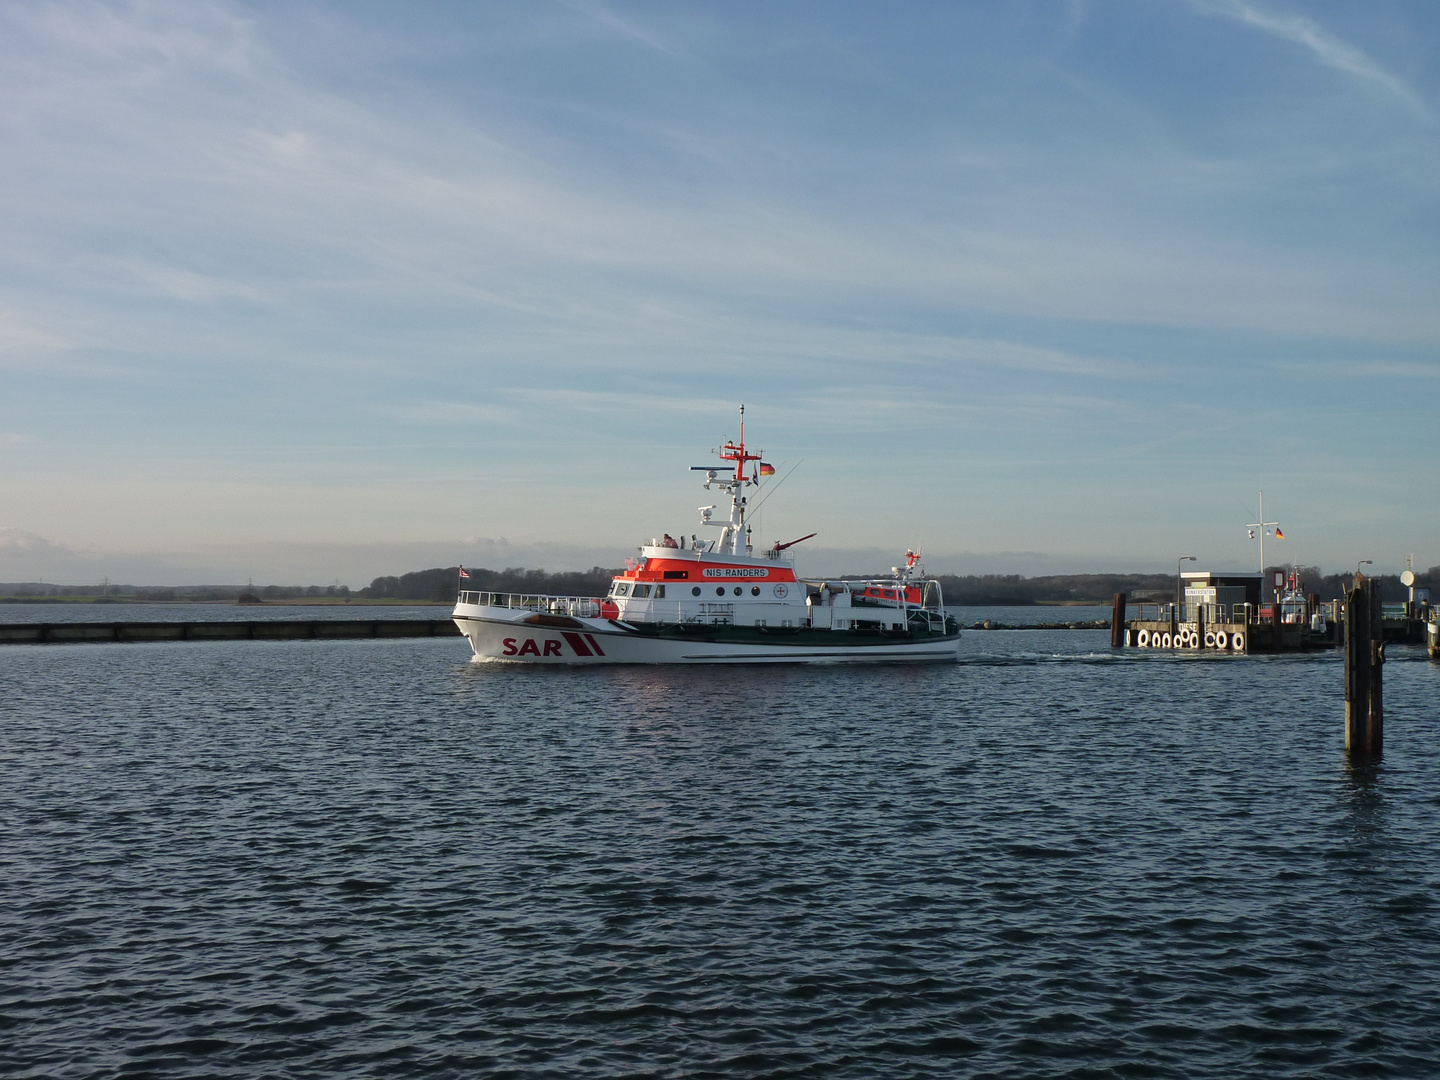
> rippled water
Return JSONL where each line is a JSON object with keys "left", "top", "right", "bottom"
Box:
{"left": 3, "top": 632, "right": 1438, "bottom": 1078}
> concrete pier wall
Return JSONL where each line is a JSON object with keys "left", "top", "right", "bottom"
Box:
{"left": 0, "top": 620, "right": 461, "bottom": 645}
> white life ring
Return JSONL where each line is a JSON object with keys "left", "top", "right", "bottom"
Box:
{"left": 1204, "top": 630, "right": 1216, "bottom": 648}
{"left": 1232, "top": 631, "right": 1245, "bottom": 652}
{"left": 1214, "top": 630, "right": 1228, "bottom": 649}
{"left": 1161, "top": 632, "right": 1172, "bottom": 648}
{"left": 1136, "top": 628, "right": 1150, "bottom": 647}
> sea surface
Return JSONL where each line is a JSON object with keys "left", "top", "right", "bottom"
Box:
{"left": 3, "top": 628, "right": 1438, "bottom": 1078}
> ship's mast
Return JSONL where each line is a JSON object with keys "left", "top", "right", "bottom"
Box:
{"left": 691, "top": 404, "right": 766, "bottom": 556}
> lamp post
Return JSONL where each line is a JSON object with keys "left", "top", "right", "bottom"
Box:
{"left": 1356, "top": 559, "right": 1372, "bottom": 580}
{"left": 1176, "top": 556, "right": 1196, "bottom": 624}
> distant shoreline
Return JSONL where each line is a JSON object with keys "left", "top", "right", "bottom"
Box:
{"left": 0, "top": 596, "right": 450, "bottom": 606}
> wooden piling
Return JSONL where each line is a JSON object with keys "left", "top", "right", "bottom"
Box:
{"left": 1345, "top": 578, "right": 1383, "bottom": 757}
{"left": 1110, "top": 593, "right": 1126, "bottom": 648}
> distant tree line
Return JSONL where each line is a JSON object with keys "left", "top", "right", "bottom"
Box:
{"left": 0, "top": 583, "right": 352, "bottom": 602}
{"left": 928, "top": 566, "right": 1434, "bottom": 605}
{"left": 928, "top": 573, "right": 1176, "bottom": 605}
{"left": 1274, "top": 566, "right": 1431, "bottom": 604}
{"left": 359, "top": 566, "right": 621, "bottom": 603}
{"left": 3, "top": 564, "right": 1434, "bottom": 605}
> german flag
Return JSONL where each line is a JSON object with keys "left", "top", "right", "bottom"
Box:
{"left": 759, "top": 462, "right": 776, "bottom": 476}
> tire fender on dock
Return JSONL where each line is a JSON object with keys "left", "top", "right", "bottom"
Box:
{"left": 1161, "top": 632, "right": 1172, "bottom": 648}
{"left": 1137, "top": 629, "right": 1150, "bottom": 647}
{"left": 1215, "top": 630, "right": 1229, "bottom": 650}
{"left": 1233, "top": 631, "right": 1245, "bottom": 652}
{"left": 1204, "top": 631, "right": 1216, "bottom": 648}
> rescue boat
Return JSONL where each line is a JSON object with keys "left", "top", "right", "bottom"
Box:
{"left": 451, "top": 411, "right": 960, "bottom": 664}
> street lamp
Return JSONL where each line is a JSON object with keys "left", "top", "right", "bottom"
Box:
{"left": 1356, "top": 559, "right": 1372, "bottom": 579}
{"left": 1176, "top": 555, "right": 1196, "bottom": 616}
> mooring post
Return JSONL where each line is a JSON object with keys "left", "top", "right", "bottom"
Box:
{"left": 1345, "top": 576, "right": 1383, "bottom": 756}
{"left": 1110, "top": 592, "right": 1126, "bottom": 648}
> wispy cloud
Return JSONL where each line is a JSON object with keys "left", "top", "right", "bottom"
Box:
{"left": 0, "top": 527, "right": 71, "bottom": 556}
{"left": 1, "top": 2, "right": 1436, "bottom": 574}
{"left": 0, "top": 311, "right": 71, "bottom": 361}
{"left": 1190, "top": 0, "right": 1433, "bottom": 120}
{"left": 559, "top": 0, "right": 688, "bottom": 60}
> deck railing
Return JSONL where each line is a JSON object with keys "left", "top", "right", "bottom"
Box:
{"left": 456, "top": 591, "right": 603, "bottom": 618}
{"left": 1131, "top": 602, "right": 1255, "bottom": 626}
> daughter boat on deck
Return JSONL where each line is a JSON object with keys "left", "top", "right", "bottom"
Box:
{"left": 451, "top": 413, "right": 960, "bottom": 664}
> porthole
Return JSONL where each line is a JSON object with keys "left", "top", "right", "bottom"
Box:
{"left": 716, "top": 587, "right": 725, "bottom": 596}
{"left": 750, "top": 586, "right": 760, "bottom": 596}
{"left": 734, "top": 586, "right": 742, "bottom": 596}
{"left": 691, "top": 586, "right": 701, "bottom": 596}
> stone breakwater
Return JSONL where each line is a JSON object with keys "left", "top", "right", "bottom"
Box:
{"left": 0, "top": 619, "right": 460, "bottom": 645}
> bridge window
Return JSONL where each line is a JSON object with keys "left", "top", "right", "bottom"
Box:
{"left": 632, "top": 584, "right": 651, "bottom": 598}
{"left": 655, "top": 585, "right": 665, "bottom": 598}
{"left": 613, "top": 583, "right": 630, "bottom": 597}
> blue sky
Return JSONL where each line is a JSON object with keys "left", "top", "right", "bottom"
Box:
{"left": 1, "top": 0, "right": 1437, "bottom": 585}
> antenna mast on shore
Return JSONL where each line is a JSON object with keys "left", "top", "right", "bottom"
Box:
{"left": 1245, "top": 491, "right": 1280, "bottom": 581}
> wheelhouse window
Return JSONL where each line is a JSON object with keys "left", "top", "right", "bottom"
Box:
{"left": 613, "top": 583, "right": 630, "bottom": 597}
{"left": 632, "top": 584, "right": 652, "bottom": 598}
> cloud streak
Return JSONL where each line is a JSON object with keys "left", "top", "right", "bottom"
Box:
{"left": 1190, "top": 0, "right": 1433, "bottom": 120}
{"left": 1, "top": 2, "right": 1436, "bottom": 575}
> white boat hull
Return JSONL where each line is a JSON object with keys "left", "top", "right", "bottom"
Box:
{"left": 453, "top": 603, "right": 960, "bottom": 665}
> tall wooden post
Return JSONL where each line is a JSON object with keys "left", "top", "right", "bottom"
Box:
{"left": 1345, "top": 578, "right": 1383, "bottom": 757}
{"left": 1110, "top": 592, "right": 1127, "bottom": 648}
